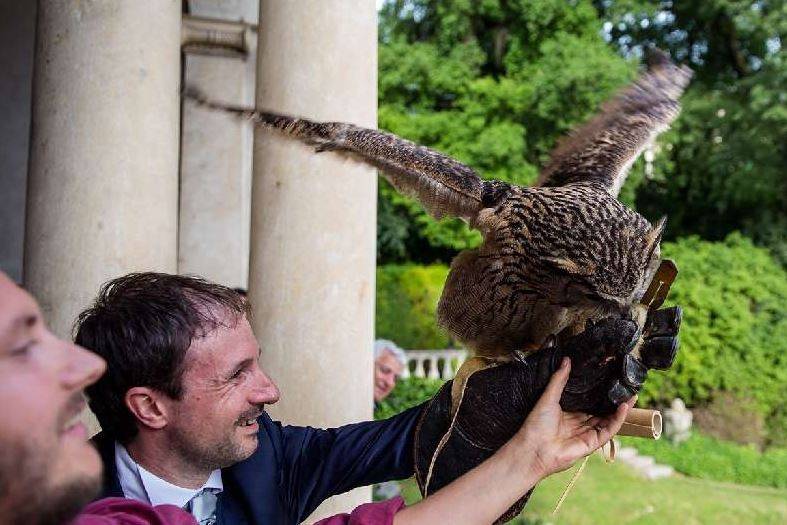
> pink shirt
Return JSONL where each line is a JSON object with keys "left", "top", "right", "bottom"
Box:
{"left": 70, "top": 496, "right": 405, "bottom": 525}
{"left": 315, "top": 497, "right": 406, "bottom": 525}
{"left": 69, "top": 498, "right": 197, "bottom": 525}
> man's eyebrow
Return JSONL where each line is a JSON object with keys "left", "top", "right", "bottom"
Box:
{"left": 0, "top": 313, "right": 39, "bottom": 344}
{"left": 227, "top": 357, "right": 255, "bottom": 378}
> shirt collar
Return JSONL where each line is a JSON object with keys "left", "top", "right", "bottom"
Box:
{"left": 114, "top": 442, "right": 223, "bottom": 508}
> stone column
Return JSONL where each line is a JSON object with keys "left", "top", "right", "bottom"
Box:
{"left": 178, "top": 49, "right": 255, "bottom": 289}
{"left": 25, "top": 0, "right": 181, "bottom": 339}
{"left": 0, "top": 0, "right": 36, "bottom": 284}
{"left": 248, "top": 1, "right": 378, "bottom": 520}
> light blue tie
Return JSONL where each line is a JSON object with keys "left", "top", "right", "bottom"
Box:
{"left": 184, "top": 488, "right": 218, "bottom": 525}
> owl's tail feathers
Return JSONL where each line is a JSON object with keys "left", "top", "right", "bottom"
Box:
{"left": 183, "top": 86, "right": 490, "bottom": 224}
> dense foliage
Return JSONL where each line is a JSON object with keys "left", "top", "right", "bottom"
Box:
{"left": 376, "top": 0, "right": 639, "bottom": 262}
{"left": 375, "top": 377, "right": 444, "bottom": 420}
{"left": 615, "top": 0, "right": 787, "bottom": 264}
{"left": 375, "top": 264, "right": 452, "bottom": 349}
{"left": 376, "top": 0, "right": 786, "bottom": 264}
{"left": 374, "top": 0, "right": 786, "bottom": 463}
{"left": 375, "top": 236, "right": 787, "bottom": 443}
{"left": 641, "top": 234, "right": 787, "bottom": 443}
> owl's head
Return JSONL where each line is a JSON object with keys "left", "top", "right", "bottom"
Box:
{"left": 547, "top": 216, "right": 667, "bottom": 314}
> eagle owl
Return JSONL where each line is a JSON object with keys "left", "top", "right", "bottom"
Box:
{"left": 188, "top": 50, "right": 691, "bottom": 360}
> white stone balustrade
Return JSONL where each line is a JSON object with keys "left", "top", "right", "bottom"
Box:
{"left": 402, "top": 349, "right": 468, "bottom": 380}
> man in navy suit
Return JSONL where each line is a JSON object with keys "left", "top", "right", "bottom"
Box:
{"left": 75, "top": 272, "right": 423, "bottom": 525}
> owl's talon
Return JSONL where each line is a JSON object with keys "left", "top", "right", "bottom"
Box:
{"left": 645, "top": 305, "right": 682, "bottom": 338}
{"left": 593, "top": 317, "right": 639, "bottom": 349}
{"left": 512, "top": 350, "right": 529, "bottom": 363}
{"left": 640, "top": 335, "right": 679, "bottom": 370}
{"left": 618, "top": 325, "right": 641, "bottom": 356}
{"left": 621, "top": 354, "right": 648, "bottom": 388}
{"left": 608, "top": 380, "right": 636, "bottom": 405}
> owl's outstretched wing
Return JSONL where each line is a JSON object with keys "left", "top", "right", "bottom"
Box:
{"left": 185, "top": 88, "right": 491, "bottom": 223}
{"left": 536, "top": 50, "right": 692, "bottom": 197}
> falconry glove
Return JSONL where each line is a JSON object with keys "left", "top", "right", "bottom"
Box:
{"left": 413, "top": 305, "right": 681, "bottom": 524}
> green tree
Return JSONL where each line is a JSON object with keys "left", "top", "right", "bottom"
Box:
{"left": 376, "top": 1, "right": 787, "bottom": 265}
{"left": 375, "top": 264, "right": 453, "bottom": 349}
{"left": 595, "top": 0, "right": 787, "bottom": 263}
{"left": 377, "top": 0, "right": 638, "bottom": 262}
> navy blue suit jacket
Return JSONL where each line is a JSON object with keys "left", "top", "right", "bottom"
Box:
{"left": 94, "top": 404, "right": 424, "bottom": 525}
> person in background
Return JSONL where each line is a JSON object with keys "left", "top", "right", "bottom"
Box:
{"left": 372, "top": 340, "right": 408, "bottom": 499}
{"left": 374, "top": 339, "right": 407, "bottom": 404}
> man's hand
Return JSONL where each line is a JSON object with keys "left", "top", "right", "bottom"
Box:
{"left": 507, "top": 357, "right": 635, "bottom": 481}
{"left": 414, "top": 306, "right": 680, "bottom": 523}
{"left": 404, "top": 359, "right": 634, "bottom": 525}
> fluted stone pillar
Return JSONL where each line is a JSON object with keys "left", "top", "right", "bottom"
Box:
{"left": 25, "top": 0, "right": 181, "bottom": 339}
{"left": 178, "top": 50, "right": 255, "bottom": 289}
{"left": 248, "top": 1, "right": 378, "bottom": 519}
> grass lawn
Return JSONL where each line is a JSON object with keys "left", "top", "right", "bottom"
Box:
{"left": 399, "top": 454, "right": 787, "bottom": 524}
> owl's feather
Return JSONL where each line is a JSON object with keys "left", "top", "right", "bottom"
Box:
{"left": 536, "top": 49, "right": 692, "bottom": 197}
{"left": 184, "top": 88, "right": 486, "bottom": 223}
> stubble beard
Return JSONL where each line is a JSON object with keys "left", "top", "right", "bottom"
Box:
{"left": 170, "top": 424, "right": 256, "bottom": 472}
{"left": 0, "top": 439, "right": 100, "bottom": 525}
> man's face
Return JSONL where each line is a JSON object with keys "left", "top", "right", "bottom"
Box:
{"left": 161, "top": 315, "right": 280, "bottom": 471}
{"left": 374, "top": 351, "right": 404, "bottom": 402}
{"left": 0, "top": 273, "right": 106, "bottom": 524}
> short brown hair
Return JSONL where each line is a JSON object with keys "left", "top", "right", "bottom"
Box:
{"left": 74, "top": 272, "right": 250, "bottom": 443}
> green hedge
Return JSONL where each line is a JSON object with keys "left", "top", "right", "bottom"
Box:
{"left": 375, "top": 377, "right": 444, "bottom": 421}
{"left": 376, "top": 264, "right": 451, "bottom": 349}
{"left": 640, "top": 234, "right": 787, "bottom": 432}
{"left": 620, "top": 433, "right": 787, "bottom": 488}
{"left": 376, "top": 234, "right": 787, "bottom": 439}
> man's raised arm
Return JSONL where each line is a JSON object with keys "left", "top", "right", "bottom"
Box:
{"left": 279, "top": 403, "right": 426, "bottom": 522}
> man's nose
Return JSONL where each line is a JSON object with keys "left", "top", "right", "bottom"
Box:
{"left": 249, "top": 368, "right": 280, "bottom": 405}
{"left": 60, "top": 338, "right": 106, "bottom": 391}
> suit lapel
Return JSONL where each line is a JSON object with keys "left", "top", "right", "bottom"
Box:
{"left": 92, "top": 431, "right": 124, "bottom": 498}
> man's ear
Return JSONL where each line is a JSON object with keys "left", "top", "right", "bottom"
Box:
{"left": 124, "top": 387, "right": 170, "bottom": 431}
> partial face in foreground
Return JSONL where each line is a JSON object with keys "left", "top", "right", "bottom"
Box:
{"left": 159, "top": 315, "right": 281, "bottom": 470}
{"left": 0, "top": 273, "right": 106, "bottom": 524}
{"left": 374, "top": 350, "right": 404, "bottom": 403}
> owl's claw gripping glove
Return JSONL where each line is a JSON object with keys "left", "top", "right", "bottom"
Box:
{"left": 640, "top": 305, "right": 682, "bottom": 369}
{"left": 414, "top": 307, "right": 681, "bottom": 523}
{"left": 530, "top": 305, "right": 681, "bottom": 415}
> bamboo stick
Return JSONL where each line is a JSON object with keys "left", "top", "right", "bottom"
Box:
{"left": 617, "top": 408, "right": 662, "bottom": 439}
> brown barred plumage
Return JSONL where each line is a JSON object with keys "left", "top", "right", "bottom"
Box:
{"left": 186, "top": 50, "right": 691, "bottom": 358}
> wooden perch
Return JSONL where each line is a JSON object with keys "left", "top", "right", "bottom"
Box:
{"left": 618, "top": 408, "right": 662, "bottom": 439}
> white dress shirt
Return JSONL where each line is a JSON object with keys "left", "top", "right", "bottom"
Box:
{"left": 114, "top": 442, "right": 223, "bottom": 509}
